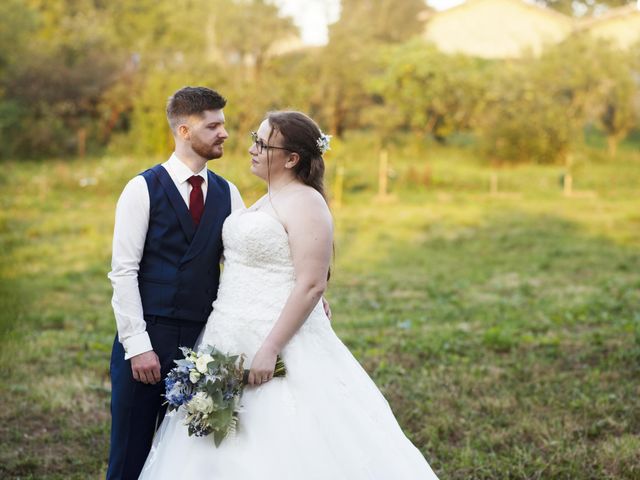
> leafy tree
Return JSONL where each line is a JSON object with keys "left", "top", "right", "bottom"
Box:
{"left": 0, "top": 0, "right": 36, "bottom": 71}
{"left": 335, "top": 0, "right": 429, "bottom": 44}
{"left": 0, "top": 0, "right": 38, "bottom": 157}
{"left": 314, "top": 0, "right": 429, "bottom": 137}
{"left": 314, "top": 34, "right": 376, "bottom": 136}
{"left": 476, "top": 63, "right": 574, "bottom": 164}
{"left": 535, "top": 35, "right": 639, "bottom": 161}
{"left": 369, "top": 40, "right": 489, "bottom": 143}
{"left": 477, "top": 35, "right": 638, "bottom": 165}
{"left": 596, "top": 46, "right": 639, "bottom": 158}
{"left": 0, "top": 0, "right": 121, "bottom": 158}
{"left": 211, "top": 0, "right": 297, "bottom": 79}
{"left": 534, "top": 0, "right": 635, "bottom": 16}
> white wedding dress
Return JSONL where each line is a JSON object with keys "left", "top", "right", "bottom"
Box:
{"left": 139, "top": 209, "right": 439, "bottom": 479}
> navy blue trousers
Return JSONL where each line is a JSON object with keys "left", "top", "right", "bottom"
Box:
{"left": 106, "top": 316, "right": 203, "bottom": 480}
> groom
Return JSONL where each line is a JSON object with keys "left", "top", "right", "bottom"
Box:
{"left": 106, "top": 87, "right": 245, "bottom": 479}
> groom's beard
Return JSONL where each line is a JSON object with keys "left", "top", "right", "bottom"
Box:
{"left": 191, "top": 136, "right": 224, "bottom": 160}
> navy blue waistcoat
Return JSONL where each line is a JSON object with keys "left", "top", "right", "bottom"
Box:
{"left": 138, "top": 165, "right": 231, "bottom": 323}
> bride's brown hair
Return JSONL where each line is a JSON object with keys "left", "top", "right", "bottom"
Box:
{"left": 266, "top": 111, "right": 326, "bottom": 200}
{"left": 266, "top": 111, "right": 333, "bottom": 280}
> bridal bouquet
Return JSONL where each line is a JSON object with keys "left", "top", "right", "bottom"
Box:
{"left": 164, "top": 345, "right": 286, "bottom": 446}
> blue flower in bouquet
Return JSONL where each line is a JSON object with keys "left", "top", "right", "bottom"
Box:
{"left": 164, "top": 345, "right": 286, "bottom": 446}
{"left": 165, "top": 383, "right": 193, "bottom": 408}
{"left": 165, "top": 376, "right": 176, "bottom": 390}
{"left": 164, "top": 359, "right": 196, "bottom": 409}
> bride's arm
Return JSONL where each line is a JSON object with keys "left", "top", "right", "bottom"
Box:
{"left": 247, "top": 190, "right": 333, "bottom": 386}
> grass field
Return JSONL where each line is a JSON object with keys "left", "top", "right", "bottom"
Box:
{"left": 1, "top": 140, "right": 639, "bottom": 479}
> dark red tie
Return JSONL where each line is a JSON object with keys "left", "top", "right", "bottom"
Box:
{"left": 187, "top": 176, "right": 204, "bottom": 226}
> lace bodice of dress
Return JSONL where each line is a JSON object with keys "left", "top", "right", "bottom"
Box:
{"left": 199, "top": 209, "right": 328, "bottom": 358}
{"left": 223, "top": 209, "right": 294, "bottom": 275}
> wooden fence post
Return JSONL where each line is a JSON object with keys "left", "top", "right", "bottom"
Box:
{"left": 378, "top": 149, "right": 388, "bottom": 198}
{"left": 77, "top": 128, "right": 87, "bottom": 159}
{"left": 333, "top": 160, "right": 344, "bottom": 209}
{"left": 564, "top": 154, "right": 573, "bottom": 197}
{"left": 490, "top": 172, "right": 498, "bottom": 195}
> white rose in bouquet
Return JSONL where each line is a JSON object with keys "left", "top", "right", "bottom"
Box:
{"left": 187, "top": 392, "right": 214, "bottom": 414}
{"left": 195, "top": 354, "right": 214, "bottom": 374}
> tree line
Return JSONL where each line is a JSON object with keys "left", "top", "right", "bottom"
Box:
{"left": 1, "top": 0, "right": 638, "bottom": 163}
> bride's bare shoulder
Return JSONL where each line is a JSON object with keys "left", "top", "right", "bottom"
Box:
{"left": 280, "top": 185, "right": 332, "bottom": 227}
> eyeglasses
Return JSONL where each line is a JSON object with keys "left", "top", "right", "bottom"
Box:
{"left": 251, "top": 131, "right": 290, "bottom": 155}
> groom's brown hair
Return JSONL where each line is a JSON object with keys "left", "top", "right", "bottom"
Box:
{"left": 166, "top": 87, "right": 227, "bottom": 132}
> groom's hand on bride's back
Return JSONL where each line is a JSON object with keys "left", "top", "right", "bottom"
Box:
{"left": 322, "top": 296, "right": 332, "bottom": 321}
{"left": 130, "top": 350, "right": 161, "bottom": 384}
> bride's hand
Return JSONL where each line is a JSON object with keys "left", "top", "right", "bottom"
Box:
{"left": 248, "top": 345, "right": 278, "bottom": 386}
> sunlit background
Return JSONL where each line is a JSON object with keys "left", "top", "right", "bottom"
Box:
{"left": 1, "top": 1, "right": 639, "bottom": 478}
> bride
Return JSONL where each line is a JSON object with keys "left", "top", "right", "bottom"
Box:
{"left": 139, "top": 111, "right": 440, "bottom": 479}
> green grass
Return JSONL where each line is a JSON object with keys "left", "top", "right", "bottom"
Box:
{"left": 1, "top": 143, "right": 639, "bottom": 479}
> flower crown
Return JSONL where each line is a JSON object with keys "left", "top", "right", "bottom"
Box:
{"left": 316, "top": 132, "right": 332, "bottom": 155}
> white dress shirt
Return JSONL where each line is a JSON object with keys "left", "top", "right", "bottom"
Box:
{"left": 108, "top": 153, "right": 245, "bottom": 359}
